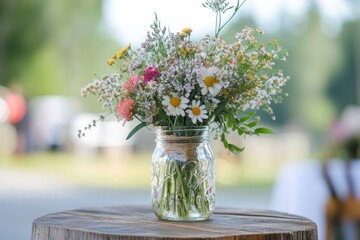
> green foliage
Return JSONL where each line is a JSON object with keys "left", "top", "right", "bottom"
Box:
{"left": 0, "top": 0, "right": 118, "bottom": 98}
{"left": 0, "top": 0, "right": 47, "bottom": 86}
{"left": 218, "top": 111, "right": 273, "bottom": 154}
{"left": 327, "top": 20, "right": 360, "bottom": 112}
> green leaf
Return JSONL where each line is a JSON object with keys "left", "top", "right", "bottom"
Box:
{"left": 254, "top": 127, "right": 273, "bottom": 135}
{"left": 239, "top": 111, "right": 255, "bottom": 123}
{"left": 221, "top": 133, "right": 228, "bottom": 148}
{"left": 227, "top": 114, "right": 234, "bottom": 127}
{"left": 228, "top": 144, "right": 244, "bottom": 155}
{"left": 126, "top": 122, "right": 147, "bottom": 140}
{"left": 237, "top": 128, "right": 244, "bottom": 135}
{"left": 246, "top": 121, "right": 258, "bottom": 128}
{"left": 210, "top": 101, "right": 227, "bottom": 120}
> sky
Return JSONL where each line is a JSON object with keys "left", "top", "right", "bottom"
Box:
{"left": 103, "top": 0, "right": 352, "bottom": 47}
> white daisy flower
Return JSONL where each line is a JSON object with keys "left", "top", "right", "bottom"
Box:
{"left": 162, "top": 94, "right": 189, "bottom": 116}
{"left": 186, "top": 100, "right": 208, "bottom": 124}
{"left": 199, "top": 67, "right": 222, "bottom": 96}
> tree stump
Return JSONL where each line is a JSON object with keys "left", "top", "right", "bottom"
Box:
{"left": 31, "top": 205, "right": 317, "bottom": 240}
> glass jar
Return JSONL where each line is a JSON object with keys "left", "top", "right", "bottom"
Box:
{"left": 151, "top": 126, "right": 215, "bottom": 221}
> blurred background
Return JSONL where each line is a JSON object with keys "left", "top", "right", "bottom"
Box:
{"left": 1, "top": 0, "right": 360, "bottom": 239}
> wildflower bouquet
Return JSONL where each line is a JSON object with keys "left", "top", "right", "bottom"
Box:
{"left": 80, "top": 0, "right": 288, "bottom": 220}
{"left": 80, "top": 1, "right": 288, "bottom": 154}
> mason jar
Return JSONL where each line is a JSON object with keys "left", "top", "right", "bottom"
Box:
{"left": 151, "top": 126, "right": 215, "bottom": 221}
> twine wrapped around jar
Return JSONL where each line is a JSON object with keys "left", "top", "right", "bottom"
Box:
{"left": 160, "top": 137, "right": 202, "bottom": 160}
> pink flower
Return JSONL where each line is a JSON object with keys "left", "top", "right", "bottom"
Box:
{"left": 124, "top": 75, "right": 141, "bottom": 92}
{"left": 117, "top": 98, "right": 135, "bottom": 121}
{"left": 144, "top": 66, "right": 159, "bottom": 82}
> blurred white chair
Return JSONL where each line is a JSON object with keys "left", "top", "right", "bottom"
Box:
{"left": 28, "top": 96, "right": 81, "bottom": 151}
{"left": 271, "top": 160, "right": 360, "bottom": 240}
{"left": 70, "top": 113, "right": 134, "bottom": 156}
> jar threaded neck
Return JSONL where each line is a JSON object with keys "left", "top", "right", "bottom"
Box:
{"left": 155, "top": 126, "right": 210, "bottom": 143}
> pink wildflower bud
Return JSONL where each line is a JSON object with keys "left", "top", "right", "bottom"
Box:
{"left": 124, "top": 75, "right": 141, "bottom": 92}
{"left": 144, "top": 66, "right": 159, "bottom": 82}
{"left": 117, "top": 98, "right": 135, "bottom": 121}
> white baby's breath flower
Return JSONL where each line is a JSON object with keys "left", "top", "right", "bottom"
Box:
{"left": 147, "top": 81, "right": 157, "bottom": 90}
{"left": 162, "top": 94, "right": 189, "bottom": 116}
{"left": 199, "top": 67, "right": 222, "bottom": 96}
{"left": 186, "top": 100, "right": 208, "bottom": 124}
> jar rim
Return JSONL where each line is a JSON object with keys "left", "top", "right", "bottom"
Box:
{"left": 154, "top": 126, "right": 210, "bottom": 140}
{"left": 155, "top": 126, "right": 209, "bottom": 134}
{"left": 155, "top": 126, "right": 209, "bottom": 131}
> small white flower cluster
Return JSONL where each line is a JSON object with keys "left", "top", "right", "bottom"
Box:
{"left": 81, "top": 73, "right": 122, "bottom": 112}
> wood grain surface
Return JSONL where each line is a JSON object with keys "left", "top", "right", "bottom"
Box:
{"left": 31, "top": 205, "right": 317, "bottom": 240}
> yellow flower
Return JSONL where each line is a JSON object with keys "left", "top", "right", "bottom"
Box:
{"left": 246, "top": 74, "right": 254, "bottom": 81}
{"left": 115, "top": 52, "right": 123, "bottom": 59}
{"left": 266, "top": 54, "right": 273, "bottom": 60}
{"left": 179, "top": 32, "right": 187, "bottom": 38}
{"left": 221, "top": 89, "right": 228, "bottom": 97}
{"left": 237, "top": 53, "right": 244, "bottom": 59}
{"left": 107, "top": 57, "right": 115, "bottom": 65}
{"left": 182, "top": 28, "right": 192, "bottom": 35}
{"left": 116, "top": 44, "right": 131, "bottom": 59}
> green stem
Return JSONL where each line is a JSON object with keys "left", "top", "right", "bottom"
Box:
{"left": 155, "top": 154, "right": 213, "bottom": 219}
{"left": 215, "top": 0, "right": 247, "bottom": 37}
{"left": 218, "top": 11, "right": 222, "bottom": 37}
{"left": 175, "top": 162, "right": 189, "bottom": 216}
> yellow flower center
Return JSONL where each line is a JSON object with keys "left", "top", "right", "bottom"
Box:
{"left": 192, "top": 107, "right": 201, "bottom": 116}
{"left": 204, "top": 76, "right": 219, "bottom": 87}
{"left": 170, "top": 97, "right": 181, "bottom": 107}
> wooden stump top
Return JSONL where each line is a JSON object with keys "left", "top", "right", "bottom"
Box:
{"left": 31, "top": 205, "right": 317, "bottom": 240}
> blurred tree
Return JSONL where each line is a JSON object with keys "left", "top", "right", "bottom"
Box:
{"left": 0, "top": 0, "right": 47, "bottom": 87}
{"left": 327, "top": 20, "right": 360, "bottom": 112}
{"left": 344, "top": 0, "right": 360, "bottom": 104}
{"left": 327, "top": 0, "right": 360, "bottom": 112}
{"left": 0, "top": 0, "right": 119, "bottom": 98}
{"left": 285, "top": 8, "right": 342, "bottom": 133}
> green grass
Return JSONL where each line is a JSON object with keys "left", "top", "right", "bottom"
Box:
{"left": 1, "top": 152, "right": 151, "bottom": 189}
{"left": 0, "top": 151, "right": 277, "bottom": 189}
